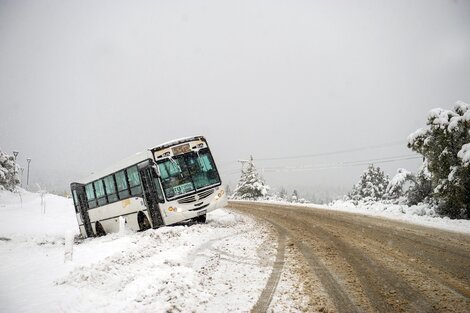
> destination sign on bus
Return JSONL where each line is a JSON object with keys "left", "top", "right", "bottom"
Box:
{"left": 173, "top": 182, "right": 194, "bottom": 195}
{"left": 172, "top": 144, "right": 191, "bottom": 156}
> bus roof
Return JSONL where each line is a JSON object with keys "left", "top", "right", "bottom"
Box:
{"left": 150, "top": 135, "right": 206, "bottom": 152}
{"left": 74, "top": 150, "right": 153, "bottom": 185}
{"left": 72, "top": 135, "right": 206, "bottom": 185}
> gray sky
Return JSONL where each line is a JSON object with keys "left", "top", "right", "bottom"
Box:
{"left": 1, "top": 0, "right": 469, "bottom": 198}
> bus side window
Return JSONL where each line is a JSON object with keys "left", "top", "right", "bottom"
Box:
{"left": 116, "top": 170, "right": 130, "bottom": 199}
{"left": 85, "top": 183, "right": 97, "bottom": 209}
{"left": 72, "top": 189, "right": 79, "bottom": 213}
{"left": 94, "top": 180, "right": 107, "bottom": 206}
{"left": 104, "top": 175, "right": 118, "bottom": 203}
{"left": 127, "top": 166, "right": 142, "bottom": 196}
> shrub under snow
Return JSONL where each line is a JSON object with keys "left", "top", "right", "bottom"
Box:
{"left": 0, "top": 149, "right": 20, "bottom": 192}
{"left": 386, "top": 168, "right": 414, "bottom": 201}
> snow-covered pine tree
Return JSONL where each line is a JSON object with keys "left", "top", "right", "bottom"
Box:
{"left": 291, "top": 190, "right": 299, "bottom": 203}
{"left": 348, "top": 164, "right": 389, "bottom": 202}
{"left": 386, "top": 168, "right": 414, "bottom": 201}
{"left": 278, "top": 187, "right": 288, "bottom": 201}
{"left": 407, "top": 161, "right": 433, "bottom": 205}
{"left": 232, "top": 156, "right": 270, "bottom": 200}
{"left": 408, "top": 101, "right": 470, "bottom": 218}
{"left": 0, "top": 149, "right": 20, "bottom": 191}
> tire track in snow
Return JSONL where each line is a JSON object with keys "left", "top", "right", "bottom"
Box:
{"left": 251, "top": 221, "right": 286, "bottom": 313}
{"left": 261, "top": 218, "right": 358, "bottom": 313}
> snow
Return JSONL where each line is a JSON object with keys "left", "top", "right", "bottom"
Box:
{"left": 407, "top": 127, "right": 427, "bottom": 146}
{"left": 458, "top": 143, "right": 470, "bottom": 166}
{"left": 424, "top": 102, "right": 470, "bottom": 133}
{"left": 428, "top": 108, "right": 456, "bottom": 129}
{"left": 327, "top": 200, "right": 470, "bottom": 234}
{"left": 4, "top": 189, "right": 469, "bottom": 312}
{"left": 0, "top": 189, "right": 78, "bottom": 243}
{"left": 0, "top": 190, "right": 290, "bottom": 313}
{"left": 386, "top": 168, "right": 412, "bottom": 196}
{"left": 268, "top": 244, "right": 312, "bottom": 312}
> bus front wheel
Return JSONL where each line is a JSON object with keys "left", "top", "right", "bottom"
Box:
{"left": 194, "top": 214, "right": 207, "bottom": 224}
{"left": 95, "top": 222, "right": 106, "bottom": 237}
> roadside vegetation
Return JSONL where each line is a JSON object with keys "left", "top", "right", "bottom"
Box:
{"left": 231, "top": 101, "right": 470, "bottom": 220}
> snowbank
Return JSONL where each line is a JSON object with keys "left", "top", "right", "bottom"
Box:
{"left": 0, "top": 189, "right": 78, "bottom": 243}
{"left": 328, "top": 200, "right": 470, "bottom": 234}
{"left": 0, "top": 191, "right": 279, "bottom": 313}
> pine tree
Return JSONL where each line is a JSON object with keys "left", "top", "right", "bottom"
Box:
{"left": 278, "top": 187, "right": 288, "bottom": 200}
{"left": 407, "top": 162, "right": 433, "bottom": 205}
{"left": 348, "top": 164, "right": 389, "bottom": 202}
{"left": 291, "top": 190, "right": 299, "bottom": 203}
{"left": 408, "top": 101, "right": 470, "bottom": 218}
{"left": 0, "top": 149, "right": 20, "bottom": 191}
{"left": 386, "top": 168, "right": 414, "bottom": 200}
{"left": 232, "top": 156, "right": 270, "bottom": 200}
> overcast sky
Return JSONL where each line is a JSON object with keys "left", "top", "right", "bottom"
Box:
{"left": 1, "top": 0, "right": 469, "bottom": 198}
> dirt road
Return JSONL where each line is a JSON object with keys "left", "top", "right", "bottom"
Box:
{"left": 228, "top": 201, "right": 470, "bottom": 313}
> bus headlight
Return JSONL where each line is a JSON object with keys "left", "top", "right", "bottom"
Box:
{"left": 215, "top": 190, "right": 224, "bottom": 201}
{"left": 168, "top": 207, "right": 183, "bottom": 212}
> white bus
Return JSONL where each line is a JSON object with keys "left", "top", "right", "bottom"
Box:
{"left": 70, "top": 136, "right": 227, "bottom": 238}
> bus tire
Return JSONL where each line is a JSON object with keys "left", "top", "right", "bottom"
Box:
{"left": 138, "top": 212, "right": 151, "bottom": 231}
{"left": 95, "top": 222, "right": 106, "bottom": 237}
{"left": 195, "top": 214, "right": 207, "bottom": 224}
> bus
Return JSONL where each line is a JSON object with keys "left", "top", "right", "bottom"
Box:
{"left": 70, "top": 136, "right": 227, "bottom": 238}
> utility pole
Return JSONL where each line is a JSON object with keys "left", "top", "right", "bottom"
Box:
{"left": 237, "top": 158, "right": 250, "bottom": 167}
{"left": 20, "top": 168, "right": 24, "bottom": 187}
{"left": 26, "top": 158, "right": 31, "bottom": 188}
{"left": 12, "top": 151, "right": 19, "bottom": 181}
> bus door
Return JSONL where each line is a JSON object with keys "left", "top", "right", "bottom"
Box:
{"left": 71, "top": 183, "right": 94, "bottom": 237}
{"left": 138, "top": 160, "right": 164, "bottom": 228}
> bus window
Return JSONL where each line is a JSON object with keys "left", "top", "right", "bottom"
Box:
{"left": 72, "top": 189, "right": 79, "bottom": 213}
{"left": 185, "top": 149, "right": 221, "bottom": 190}
{"left": 85, "top": 183, "right": 97, "bottom": 208}
{"left": 157, "top": 156, "right": 195, "bottom": 199}
{"left": 104, "top": 175, "right": 118, "bottom": 202}
{"left": 94, "top": 180, "right": 107, "bottom": 206}
{"left": 127, "top": 166, "right": 142, "bottom": 196}
{"left": 116, "top": 170, "right": 129, "bottom": 199}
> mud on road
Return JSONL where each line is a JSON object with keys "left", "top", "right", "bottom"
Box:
{"left": 228, "top": 201, "right": 470, "bottom": 313}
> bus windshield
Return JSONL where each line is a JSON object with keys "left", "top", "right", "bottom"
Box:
{"left": 157, "top": 148, "right": 221, "bottom": 199}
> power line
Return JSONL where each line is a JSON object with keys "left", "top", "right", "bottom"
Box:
{"left": 263, "top": 154, "right": 417, "bottom": 170}
{"left": 263, "top": 155, "right": 421, "bottom": 173}
{"left": 254, "top": 140, "right": 405, "bottom": 161}
{"left": 222, "top": 154, "right": 421, "bottom": 176}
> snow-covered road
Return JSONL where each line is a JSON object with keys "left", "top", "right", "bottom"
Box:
{"left": 230, "top": 201, "right": 470, "bottom": 313}
{"left": 0, "top": 191, "right": 310, "bottom": 313}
